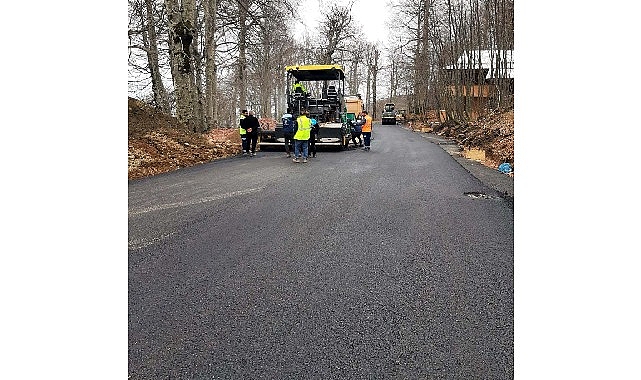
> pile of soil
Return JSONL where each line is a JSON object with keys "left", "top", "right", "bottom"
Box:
{"left": 128, "top": 97, "right": 241, "bottom": 180}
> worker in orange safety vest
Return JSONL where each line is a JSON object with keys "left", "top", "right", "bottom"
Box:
{"left": 361, "top": 110, "right": 373, "bottom": 151}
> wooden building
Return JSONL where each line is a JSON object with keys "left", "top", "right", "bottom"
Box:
{"left": 443, "top": 50, "right": 514, "bottom": 121}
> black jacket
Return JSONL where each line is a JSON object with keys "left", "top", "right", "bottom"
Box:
{"left": 242, "top": 114, "right": 260, "bottom": 135}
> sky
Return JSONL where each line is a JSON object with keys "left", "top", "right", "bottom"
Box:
{"left": 294, "top": 0, "right": 392, "bottom": 44}
{"left": 292, "top": 0, "right": 394, "bottom": 97}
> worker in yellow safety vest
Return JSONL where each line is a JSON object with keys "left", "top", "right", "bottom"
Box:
{"left": 238, "top": 109, "right": 249, "bottom": 155}
{"left": 360, "top": 110, "right": 373, "bottom": 151}
{"left": 293, "top": 110, "right": 312, "bottom": 163}
{"left": 292, "top": 80, "right": 307, "bottom": 95}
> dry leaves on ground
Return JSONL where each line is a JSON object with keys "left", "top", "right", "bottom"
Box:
{"left": 406, "top": 109, "right": 514, "bottom": 170}
{"left": 128, "top": 97, "right": 241, "bottom": 180}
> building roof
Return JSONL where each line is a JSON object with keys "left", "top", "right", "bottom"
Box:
{"left": 445, "top": 50, "right": 513, "bottom": 80}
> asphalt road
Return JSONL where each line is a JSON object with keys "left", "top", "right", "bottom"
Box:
{"left": 128, "top": 123, "right": 514, "bottom": 379}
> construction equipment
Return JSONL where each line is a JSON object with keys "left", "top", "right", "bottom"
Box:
{"left": 395, "top": 109, "right": 407, "bottom": 123}
{"left": 381, "top": 103, "right": 396, "bottom": 125}
{"left": 258, "top": 64, "right": 352, "bottom": 150}
{"left": 344, "top": 94, "right": 364, "bottom": 122}
{"left": 342, "top": 95, "right": 365, "bottom": 148}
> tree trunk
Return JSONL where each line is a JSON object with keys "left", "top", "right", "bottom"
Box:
{"left": 259, "top": 18, "right": 272, "bottom": 118}
{"left": 411, "top": 2, "right": 421, "bottom": 114}
{"left": 365, "top": 59, "right": 371, "bottom": 112}
{"left": 349, "top": 50, "right": 362, "bottom": 95}
{"left": 237, "top": 0, "right": 248, "bottom": 111}
{"left": 165, "top": 0, "right": 203, "bottom": 131}
{"left": 144, "top": 0, "right": 170, "bottom": 113}
{"left": 388, "top": 60, "right": 395, "bottom": 103}
{"left": 413, "top": 0, "right": 430, "bottom": 114}
{"left": 204, "top": 0, "right": 218, "bottom": 127}
{"left": 372, "top": 48, "right": 379, "bottom": 119}
{"left": 191, "top": 2, "right": 206, "bottom": 131}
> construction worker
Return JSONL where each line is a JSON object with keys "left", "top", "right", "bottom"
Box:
{"left": 349, "top": 117, "right": 363, "bottom": 148}
{"left": 309, "top": 116, "right": 319, "bottom": 158}
{"left": 361, "top": 110, "right": 373, "bottom": 151}
{"left": 293, "top": 110, "right": 312, "bottom": 163}
{"left": 292, "top": 80, "right": 307, "bottom": 95}
{"left": 281, "top": 109, "right": 295, "bottom": 158}
{"left": 244, "top": 110, "right": 260, "bottom": 156}
{"left": 238, "top": 109, "right": 249, "bottom": 155}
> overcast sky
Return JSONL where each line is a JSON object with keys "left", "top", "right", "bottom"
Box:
{"left": 293, "top": 0, "right": 392, "bottom": 44}
{"left": 292, "top": 0, "right": 394, "bottom": 97}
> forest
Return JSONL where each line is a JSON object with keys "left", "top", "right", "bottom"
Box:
{"left": 128, "top": 0, "right": 514, "bottom": 132}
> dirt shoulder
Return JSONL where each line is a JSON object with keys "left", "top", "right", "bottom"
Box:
{"left": 406, "top": 109, "right": 514, "bottom": 171}
{"left": 128, "top": 98, "right": 240, "bottom": 180}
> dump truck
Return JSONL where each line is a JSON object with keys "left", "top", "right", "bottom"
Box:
{"left": 381, "top": 103, "right": 396, "bottom": 125}
{"left": 344, "top": 94, "right": 364, "bottom": 122}
{"left": 258, "top": 64, "right": 352, "bottom": 150}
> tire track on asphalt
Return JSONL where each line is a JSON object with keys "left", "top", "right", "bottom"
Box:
{"left": 128, "top": 187, "right": 263, "bottom": 250}
{"left": 128, "top": 187, "right": 263, "bottom": 216}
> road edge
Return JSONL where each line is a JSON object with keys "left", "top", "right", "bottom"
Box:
{"left": 414, "top": 130, "right": 514, "bottom": 201}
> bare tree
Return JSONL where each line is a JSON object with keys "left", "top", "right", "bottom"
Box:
{"left": 386, "top": 0, "right": 513, "bottom": 122}
{"left": 164, "top": 0, "right": 206, "bottom": 131}
{"left": 130, "top": 0, "right": 514, "bottom": 130}
{"left": 144, "top": 0, "right": 171, "bottom": 112}
{"left": 203, "top": 0, "right": 219, "bottom": 127}
{"left": 347, "top": 46, "right": 363, "bottom": 95}
{"left": 369, "top": 45, "right": 381, "bottom": 118}
{"left": 128, "top": 0, "right": 171, "bottom": 111}
{"left": 129, "top": 0, "right": 321, "bottom": 127}
{"left": 364, "top": 47, "right": 371, "bottom": 111}
{"left": 318, "top": 2, "right": 357, "bottom": 64}
{"left": 236, "top": 0, "right": 250, "bottom": 111}
{"left": 250, "top": 3, "right": 290, "bottom": 118}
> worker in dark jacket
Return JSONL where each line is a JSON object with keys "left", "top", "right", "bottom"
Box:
{"left": 243, "top": 110, "right": 260, "bottom": 156}
{"left": 350, "top": 117, "right": 363, "bottom": 148}
{"left": 281, "top": 110, "right": 295, "bottom": 157}
{"left": 238, "top": 109, "right": 249, "bottom": 155}
{"left": 309, "top": 116, "right": 319, "bottom": 158}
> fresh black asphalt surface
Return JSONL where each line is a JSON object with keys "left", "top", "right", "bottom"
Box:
{"left": 128, "top": 123, "right": 514, "bottom": 379}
